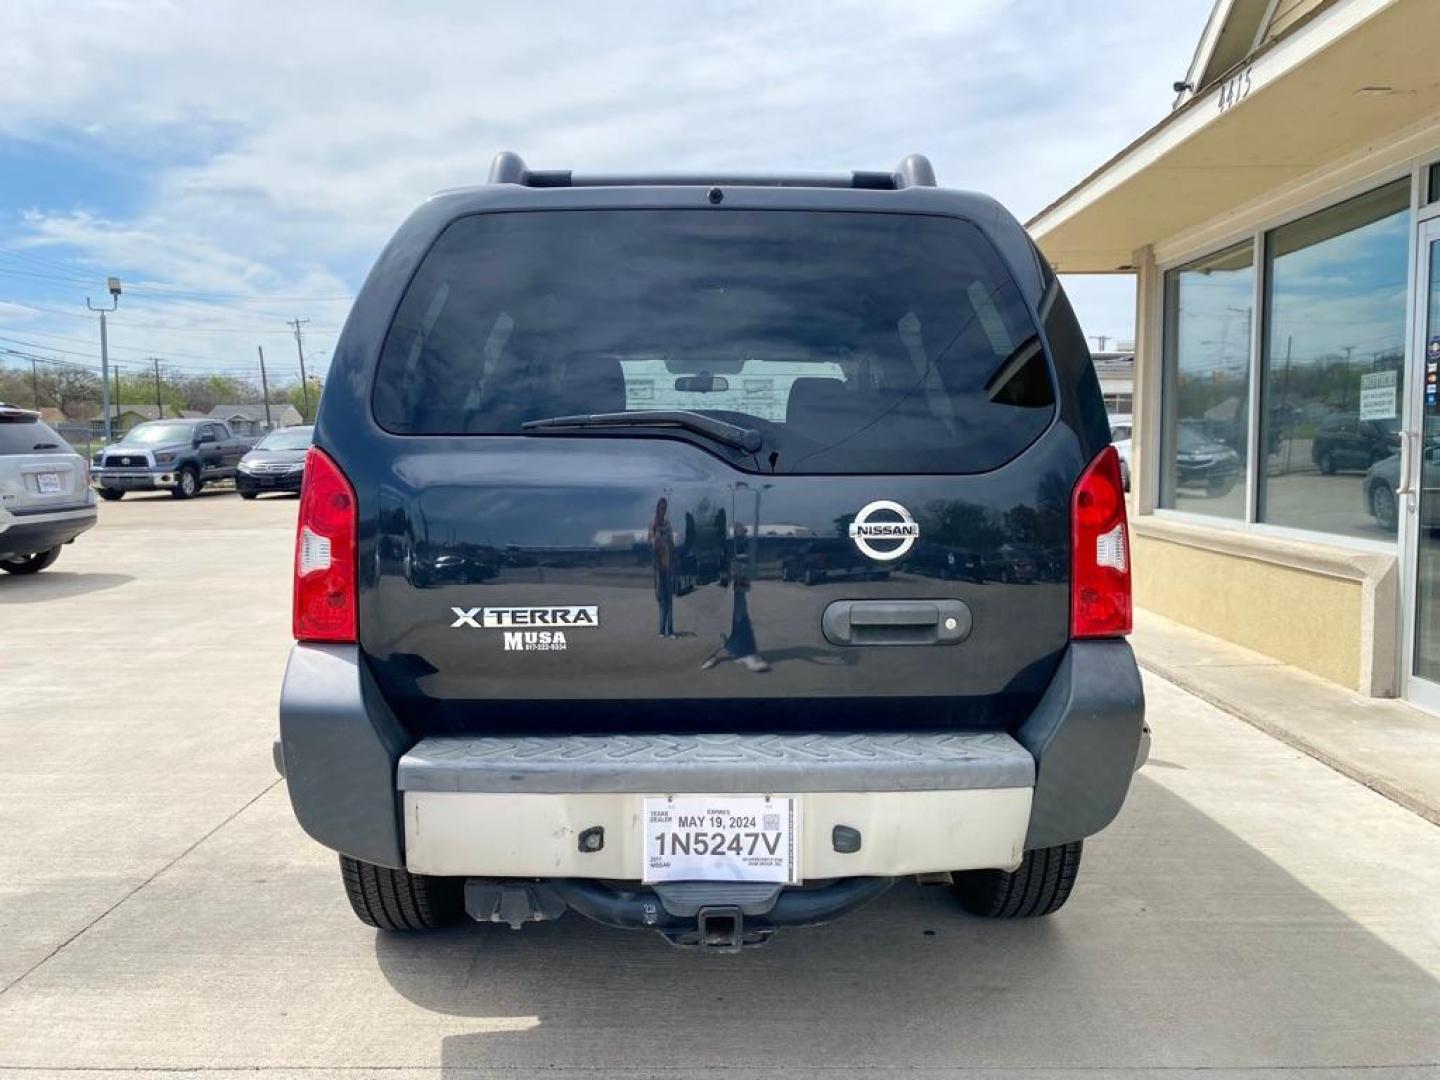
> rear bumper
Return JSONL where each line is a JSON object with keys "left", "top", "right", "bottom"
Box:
{"left": 0, "top": 507, "right": 98, "bottom": 559}
{"left": 277, "top": 640, "right": 1145, "bottom": 874}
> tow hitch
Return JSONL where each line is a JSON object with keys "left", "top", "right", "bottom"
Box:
{"left": 529, "top": 877, "right": 895, "bottom": 950}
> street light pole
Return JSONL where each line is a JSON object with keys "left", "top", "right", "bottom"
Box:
{"left": 86, "top": 277, "right": 122, "bottom": 443}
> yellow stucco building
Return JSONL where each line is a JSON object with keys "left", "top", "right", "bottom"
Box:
{"left": 1031, "top": 0, "right": 1440, "bottom": 706}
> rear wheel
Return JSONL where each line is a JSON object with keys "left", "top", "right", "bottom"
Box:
{"left": 0, "top": 546, "right": 63, "bottom": 575}
{"left": 953, "top": 840, "right": 1082, "bottom": 919}
{"left": 1317, "top": 451, "right": 1336, "bottom": 476}
{"left": 97, "top": 488, "right": 124, "bottom": 501}
{"left": 240, "top": 491, "right": 258, "bottom": 500}
{"left": 339, "top": 855, "right": 464, "bottom": 931}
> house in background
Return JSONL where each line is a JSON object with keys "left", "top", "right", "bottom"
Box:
{"left": 208, "top": 403, "right": 304, "bottom": 437}
{"left": 1030, "top": 0, "right": 1440, "bottom": 706}
{"left": 89, "top": 404, "right": 163, "bottom": 438}
{"left": 1093, "top": 352, "right": 1135, "bottom": 416}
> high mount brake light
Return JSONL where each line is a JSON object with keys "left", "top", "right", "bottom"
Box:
{"left": 1071, "top": 445, "right": 1132, "bottom": 639}
{"left": 293, "top": 447, "right": 357, "bottom": 643}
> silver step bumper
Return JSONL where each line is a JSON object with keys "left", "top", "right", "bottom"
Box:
{"left": 398, "top": 732, "right": 1035, "bottom": 879}
{"left": 397, "top": 731, "right": 1035, "bottom": 794}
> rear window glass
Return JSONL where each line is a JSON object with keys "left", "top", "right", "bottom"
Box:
{"left": 0, "top": 417, "right": 67, "bottom": 456}
{"left": 373, "top": 209, "right": 1053, "bottom": 474}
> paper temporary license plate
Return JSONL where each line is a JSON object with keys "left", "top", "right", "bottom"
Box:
{"left": 643, "top": 796, "right": 800, "bottom": 884}
{"left": 36, "top": 472, "right": 62, "bottom": 494}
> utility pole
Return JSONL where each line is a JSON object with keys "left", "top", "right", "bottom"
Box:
{"left": 257, "top": 345, "right": 273, "bottom": 430}
{"left": 1090, "top": 335, "right": 1110, "bottom": 352}
{"left": 287, "top": 317, "right": 311, "bottom": 419}
{"left": 30, "top": 359, "right": 39, "bottom": 410}
{"left": 113, "top": 366, "right": 121, "bottom": 424}
{"left": 86, "top": 277, "right": 122, "bottom": 443}
{"left": 152, "top": 358, "right": 163, "bottom": 418}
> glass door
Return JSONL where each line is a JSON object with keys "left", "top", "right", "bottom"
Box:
{"left": 1404, "top": 218, "right": 1440, "bottom": 708}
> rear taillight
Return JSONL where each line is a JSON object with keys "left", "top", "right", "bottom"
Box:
{"left": 293, "top": 447, "right": 357, "bottom": 643}
{"left": 1071, "top": 445, "right": 1131, "bottom": 638}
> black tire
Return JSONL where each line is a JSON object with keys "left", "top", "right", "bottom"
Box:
{"left": 97, "top": 488, "right": 124, "bottom": 501}
{"left": 1370, "top": 484, "right": 1398, "bottom": 532}
{"left": 1, "top": 546, "right": 63, "bottom": 575}
{"left": 240, "top": 491, "right": 258, "bottom": 500}
{"left": 953, "top": 840, "right": 1082, "bottom": 919}
{"left": 803, "top": 568, "right": 823, "bottom": 586}
{"left": 1317, "top": 451, "right": 1336, "bottom": 476}
{"left": 1207, "top": 473, "right": 1237, "bottom": 497}
{"left": 339, "top": 855, "right": 463, "bottom": 931}
{"left": 172, "top": 467, "right": 199, "bottom": 500}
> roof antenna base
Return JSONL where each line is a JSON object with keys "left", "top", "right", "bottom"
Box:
{"left": 894, "top": 153, "right": 937, "bottom": 189}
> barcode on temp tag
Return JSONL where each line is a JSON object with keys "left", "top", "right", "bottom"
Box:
{"left": 763, "top": 813, "right": 781, "bottom": 830}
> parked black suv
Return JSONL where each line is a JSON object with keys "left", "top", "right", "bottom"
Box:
{"left": 276, "top": 153, "right": 1145, "bottom": 950}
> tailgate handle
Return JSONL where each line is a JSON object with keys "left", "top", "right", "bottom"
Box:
{"left": 822, "top": 600, "right": 971, "bottom": 647}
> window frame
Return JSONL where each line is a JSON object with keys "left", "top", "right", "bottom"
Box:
{"left": 1150, "top": 161, "right": 1423, "bottom": 555}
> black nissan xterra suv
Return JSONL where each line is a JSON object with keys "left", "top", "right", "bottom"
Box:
{"left": 276, "top": 152, "right": 1146, "bottom": 950}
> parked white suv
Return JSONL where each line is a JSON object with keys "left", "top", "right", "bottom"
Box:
{"left": 1109, "top": 414, "right": 1133, "bottom": 492}
{"left": 0, "top": 404, "right": 98, "bottom": 574}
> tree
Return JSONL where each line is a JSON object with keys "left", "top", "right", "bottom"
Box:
{"left": 37, "top": 367, "right": 100, "bottom": 418}
{"left": 278, "top": 378, "right": 324, "bottom": 422}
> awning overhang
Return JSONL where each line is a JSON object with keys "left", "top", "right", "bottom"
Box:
{"left": 1028, "top": 0, "right": 1440, "bottom": 273}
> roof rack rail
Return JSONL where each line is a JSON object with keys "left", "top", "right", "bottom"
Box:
{"left": 485, "top": 152, "right": 937, "bottom": 191}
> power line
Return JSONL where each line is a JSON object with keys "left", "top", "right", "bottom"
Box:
{"left": 0, "top": 248, "right": 353, "bottom": 302}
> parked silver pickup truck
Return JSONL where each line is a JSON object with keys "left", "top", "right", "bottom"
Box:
{"left": 91, "top": 419, "right": 253, "bottom": 500}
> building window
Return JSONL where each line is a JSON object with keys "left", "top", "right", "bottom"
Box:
{"left": 1104, "top": 392, "right": 1133, "bottom": 415}
{"left": 1159, "top": 242, "right": 1253, "bottom": 519}
{"left": 1428, "top": 161, "right": 1440, "bottom": 205}
{"left": 1258, "top": 180, "right": 1410, "bottom": 539}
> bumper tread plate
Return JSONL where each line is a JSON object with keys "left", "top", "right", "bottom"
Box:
{"left": 398, "top": 731, "right": 1033, "bottom": 794}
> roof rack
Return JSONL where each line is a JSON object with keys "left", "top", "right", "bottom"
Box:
{"left": 486, "top": 151, "right": 937, "bottom": 191}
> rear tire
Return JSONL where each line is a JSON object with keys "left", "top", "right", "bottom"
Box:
{"left": 953, "top": 840, "right": 1082, "bottom": 918}
{"left": 339, "top": 855, "right": 463, "bottom": 931}
{"left": 98, "top": 488, "right": 124, "bottom": 501}
{"left": 240, "top": 491, "right": 258, "bottom": 500}
{"left": 0, "top": 546, "right": 63, "bottom": 574}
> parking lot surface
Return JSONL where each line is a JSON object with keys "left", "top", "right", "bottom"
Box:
{"left": 2, "top": 493, "right": 1439, "bottom": 1078}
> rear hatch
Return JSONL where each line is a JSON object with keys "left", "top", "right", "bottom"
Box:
{"left": 354, "top": 207, "right": 1082, "bottom": 735}
{"left": 0, "top": 410, "right": 89, "bottom": 515}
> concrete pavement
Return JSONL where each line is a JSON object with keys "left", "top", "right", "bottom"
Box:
{"left": 1132, "top": 607, "right": 1440, "bottom": 825}
{"left": 1, "top": 493, "right": 1438, "bottom": 1077}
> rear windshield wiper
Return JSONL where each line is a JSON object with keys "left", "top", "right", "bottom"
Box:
{"left": 521, "top": 410, "right": 763, "bottom": 453}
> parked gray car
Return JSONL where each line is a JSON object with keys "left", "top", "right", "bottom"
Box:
{"left": 91, "top": 419, "right": 252, "bottom": 500}
{"left": 0, "top": 403, "right": 97, "bottom": 573}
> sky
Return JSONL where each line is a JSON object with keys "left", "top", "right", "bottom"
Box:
{"left": 0, "top": 0, "right": 1215, "bottom": 389}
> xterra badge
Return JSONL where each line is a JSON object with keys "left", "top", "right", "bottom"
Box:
{"left": 848, "top": 500, "right": 919, "bottom": 561}
{"left": 449, "top": 606, "right": 598, "bottom": 652}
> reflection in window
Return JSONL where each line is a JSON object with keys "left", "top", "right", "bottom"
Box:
{"left": 1160, "top": 243, "right": 1253, "bottom": 518}
{"left": 1259, "top": 181, "right": 1410, "bottom": 538}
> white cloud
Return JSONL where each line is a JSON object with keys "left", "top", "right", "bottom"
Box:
{"left": 0, "top": 0, "right": 1211, "bottom": 370}
{"left": 0, "top": 301, "right": 40, "bottom": 321}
